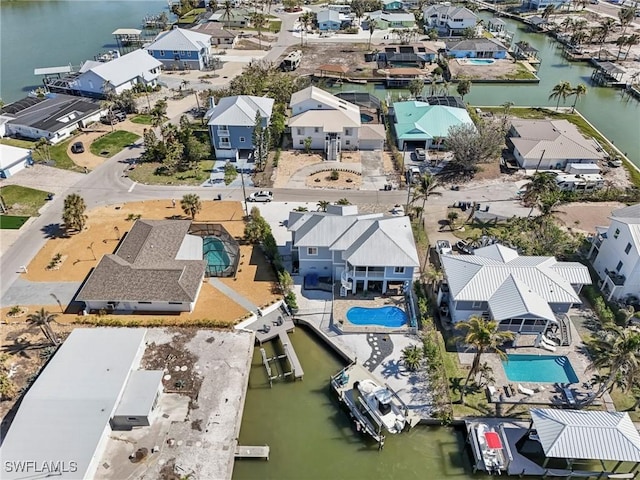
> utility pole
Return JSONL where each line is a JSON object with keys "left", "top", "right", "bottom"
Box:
{"left": 239, "top": 166, "right": 248, "bottom": 217}
{"left": 534, "top": 149, "right": 546, "bottom": 173}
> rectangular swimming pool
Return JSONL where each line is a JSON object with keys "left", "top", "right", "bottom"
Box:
{"left": 502, "top": 354, "right": 579, "bottom": 384}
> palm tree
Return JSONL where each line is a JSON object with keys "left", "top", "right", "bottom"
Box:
{"left": 456, "top": 79, "right": 471, "bottom": 100}
{"left": 447, "top": 210, "right": 459, "bottom": 231}
{"left": 623, "top": 34, "right": 640, "bottom": 60}
{"left": 336, "top": 198, "right": 351, "bottom": 205}
{"left": 596, "top": 17, "right": 616, "bottom": 58}
{"left": 570, "top": 83, "right": 587, "bottom": 113}
{"left": 408, "top": 78, "right": 424, "bottom": 99}
{"left": 251, "top": 12, "right": 267, "bottom": 49}
{"left": 222, "top": 0, "right": 234, "bottom": 29}
{"left": 548, "top": 81, "right": 573, "bottom": 110}
{"left": 34, "top": 137, "right": 52, "bottom": 163}
{"left": 368, "top": 19, "right": 375, "bottom": 50}
{"left": 62, "top": 193, "right": 87, "bottom": 232}
{"left": 522, "top": 172, "right": 558, "bottom": 217}
{"left": 618, "top": 6, "right": 635, "bottom": 37}
{"left": 586, "top": 325, "right": 640, "bottom": 404}
{"left": 542, "top": 4, "right": 555, "bottom": 20}
{"left": 181, "top": 194, "right": 202, "bottom": 220}
{"left": 299, "top": 12, "right": 313, "bottom": 47}
{"left": 412, "top": 173, "right": 441, "bottom": 220}
{"left": 401, "top": 344, "right": 423, "bottom": 371}
{"left": 27, "top": 308, "right": 60, "bottom": 346}
{"left": 455, "top": 316, "right": 514, "bottom": 404}
{"left": 317, "top": 200, "right": 330, "bottom": 212}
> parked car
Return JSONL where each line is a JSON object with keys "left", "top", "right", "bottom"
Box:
{"left": 455, "top": 239, "right": 473, "bottom": 254}
{"left": 436, "top": 239, "right": 452, "bottom": 256}
{"left": 71, "top": 141, "right": 84, "bottom": 154}
{"left": 101, "top": 110, "right": 126, "bottom": 124}
{"left": 247, "top": 191, "right": 273, "bottom": 202}
{"left": 414, "top": 148, "right": 427, "bottom": 161}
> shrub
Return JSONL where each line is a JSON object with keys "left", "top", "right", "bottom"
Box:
{"left": 285, "top": 291, "right": 298, "bottom": 311}
{"left": 8, "top": 305, "right": 21, "bottom": 316}
{"left": 330, "top": 170, "right": 340, "bottom": 181}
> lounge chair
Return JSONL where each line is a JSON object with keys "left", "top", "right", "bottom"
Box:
{"left": 541, "top": 335, "right": 558, "bottom": 347}
{"left": 540, "top": 341, "right": 556, "bottom": 352}
{"left": 488, "top": 385, "right": 498, "bottom": 397}
{"left": 563, "top": 387, "right": 576, "bottom": 405}
{"left": 518, "top": 384, "right": 535, "bottom": 396}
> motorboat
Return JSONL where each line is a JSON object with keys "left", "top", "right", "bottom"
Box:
{"left": 356, "top": 379, "right": 406, "bottom": 434}
{"left": 474, "top": 423, "right": 506, "bottom": 475}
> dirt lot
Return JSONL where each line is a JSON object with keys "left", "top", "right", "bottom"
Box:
{"left": 448, "top": 58, "right": 533, "bottom": 81}
{"left": 553, "top": 201, "right": 627, "bottom": 234}
{"left": 306, "top": 170, "right": 362, "bottom": 189}
{"left": 273, "top": 151, "right": 325, "bottom": 188}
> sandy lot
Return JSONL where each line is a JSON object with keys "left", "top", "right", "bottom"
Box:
{"left": 553, "top": 201, "right": 627, "bottom": 234}
{"left": 273, "top": 151, "right": 325, "bottom": 188}
{"left": 306, "top": 170, "right": 362, "bottom": 189}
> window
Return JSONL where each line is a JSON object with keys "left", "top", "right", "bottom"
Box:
{"left": 314, "top": 127, "right": 320, "bottom": 133}
{"left": 297, "top": 128, "right": 303, "bottom": 135}
{"left": 169, "top": 301, "right": 183, "bottom": 305}
{"left": 394, "top": 266, "right": 405, "bottom": 274}
{"left": 308, "top": 247, "right": 318, "bottom": 255}
{"left": 187, "top": 51, "right": 192, "bottom": 57}
{"left": 173, "top": 50, "right": 178, "bottom": 55}
{"left": 616, "top": 261, "right": 623, "bottom": 272}
{"left": 472, "top": 301, "right": 484, "bottom": 309}
{"left": 219, "top": 125, "right": 229, "bottom": 132}
{"left": 317, "top": 104, "right": 322, "bottom": 108}
{"left": 345, "top": 128, "right": 352, "bottom": 136}
{"left": 299, "top": 139, "right": 304, "bottom": 145}
{"left": 181, "top": 50, "right": 186, "bottom": 56}
{"left": 239, "top": 137, "right": 245, "bottom": 142}
{"left": 138, "top": 301, "right": 152, "bottom": 304}
{"left": 159, "top": 50, "right": 165, "bottom": 56}
{"left": 625, "top": 242, "right": 632, "bottom": 254}
{"left": 345, "top": 140, "right": 351, "bottom": 146}
{"left": 614, "top": 228, "right": 620, "bottom": 239}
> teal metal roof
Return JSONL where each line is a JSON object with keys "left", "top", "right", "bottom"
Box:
{"left": 393, "top": 101, "right": 474, "bottom": 141}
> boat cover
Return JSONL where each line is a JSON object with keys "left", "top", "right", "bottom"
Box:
{"left": 484, "top": 431, "right": 502, "bottom": 450}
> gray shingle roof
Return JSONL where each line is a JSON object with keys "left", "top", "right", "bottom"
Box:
{"left": 76, "top": 220, "right": 206, "bottom": 303}
{"left": 530, "top": 408, "right": 640, "bottom": 463}
{"left": 445, "top": 38, "right": 507, "bottom": 52}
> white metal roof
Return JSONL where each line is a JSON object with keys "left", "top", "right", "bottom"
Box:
{"left": 0, "top": 144, "right": 31, "bottom": 169}
{"left": 34, "top": 65, "right": 73, "bottom": 76}
{"left": 207, "top": 95, "right": 274, "bottom": 126}
{"left": 0, "top": 328, "right": 149, "bottom": 479}
{"left": 317, "top": 9, "right": 340, "bottom": 22}
{"left": 488, "top": 275, "right": 556, "bottom": 322}
{"left": 84, "top": 49, "right": 161, "bottom": 87}
{"left": 145, "top": 27, "right": 212, "bottom": 52}
{"left": 112, "top": 28, "right": 142, "bottom": 35}
{"left": 441, "top": 245, "right": 591, "bottom": 306}
{"left": 114, "top": 370, "right": 163, "bottom": 417}
{"left": 530, "top": 408, "right": 640, "bottom": 463}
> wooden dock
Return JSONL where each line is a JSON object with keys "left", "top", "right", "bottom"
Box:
{"left": 235, "top": 445, "right": 269, "bottom": 460}
{"left": 279, "top": 331, "right": 304, "bottom": 380}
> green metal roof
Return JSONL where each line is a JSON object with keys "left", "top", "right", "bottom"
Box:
{"left": 393, "top": 101, "right": 474, "bottom": 140}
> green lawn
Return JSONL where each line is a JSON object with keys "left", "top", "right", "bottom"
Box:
{"left": 0, "top": 185, "right": 51, "bottom": 216}
{"left": 269, "top": 20, "right": 282, "bottom": 33}
{"left": 128, "top": 160, "right": 214, "bottom": 185}
{"left": 0, "top": 215, "right": 30, "bottom": 229}
{"left": 90, "top": 131, "right": 141, "bottom": 158}
{"left": 0, "top": 137, "right": 82, "bottom": 172}
{"left": 131, "top": 114, "right": 153, "bottom": 125}
{"left": 178, "top": 7, "right": 205, "bottom": 24}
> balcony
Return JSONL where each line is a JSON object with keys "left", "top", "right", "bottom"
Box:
{"left": 605, "top": 269, "right": 626, "bottom": 286}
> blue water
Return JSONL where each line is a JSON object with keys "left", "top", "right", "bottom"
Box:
{"left": 502, "top": 354, "right": 579, "bottom": 384}
{"left": 203, "top": 236, "right": 230, "bottom": 269}
{"left": 346, "top": 306, "right": 408, "bottom": 327}
{"left": 468, "top": 59, "right": 495, "bottom": 65}
{"left": 360, "top": 113, "right": 374, "bottom": 123}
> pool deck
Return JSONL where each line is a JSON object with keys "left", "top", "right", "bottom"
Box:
{"left": 333, "top": 289, "right": 414, "bottom": 334}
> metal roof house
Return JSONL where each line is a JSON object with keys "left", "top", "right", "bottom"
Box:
{"left": 508, "top": 119, "right": 604, "bottom": 170}
{"left": 439, "top": 244, "right": 591, "bottom": 342}
{"left": 145, "top": 26, "right": 213, "bottom": 70}
{"left": 76, "top": 219, "right": 206, "bottom": 313}
{"left": 423, "top": 4, "right": 477, "bottom": 35}
{"left": 0, "top": 144, "right": 32, "bottom": 178}
{"left": 392, "top": 100, "right": 474, "bottom": 150}
{"left": 589, "top": 203, "right": 640, "bottom": 302}
{"left": 0, "top": 94, "right": 103, "bottom": 145}
{"left": 0, "top": 328, "right": 163, "bottom": 480}
{"left": 288, "top": 205, "right": 419, "bottom": 296}
{"left": 207, "top": 95, "right": 274, "bottom": 161}
{"left": 445, "top": 38, "right": 508, "bottom": 59}
{"left": 529, "top": 408, "right": 640, "bottom": 471}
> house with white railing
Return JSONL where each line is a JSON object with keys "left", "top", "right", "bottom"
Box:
{"left": 288, "top": 205, "right": 418, "bottom": 296}
{"left": 589, "top": 204, "right": 640, "bottom": 303}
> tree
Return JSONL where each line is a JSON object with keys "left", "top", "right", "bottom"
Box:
{"left": 586, "top": 325, "right": 640, "bottom": 404}
{"left": 569, "top": 83, "right": 587, "bottom": 113}
{"left": 317, "top": 200, "right": 330, "bottom": 212}
{"left": 252, "top": 111, "right": 270, "bottom": 171}
{"left": 455, "top": 316, "right": 514, "bottom": 404}
{"left": 34, "top": 137, "right": 52, "bottom": 163}
{"left": 447, "top": 210, "right": 459, "bottom": 230}
{"left": 408, "top": 78, "right": 424, "bottom": 99}
{"left": 303, "top": 136, "right": 312, "bottom": 154}
{"left": 542, "top": 4, "right": 555, "bottom": 20}
{"left": 351, "top": 0, "right": 366, "bottom": 26}
{"left": 251, "top": 12, "right": 267, "bottom": 49}
{"left": 456, "top": 79, "right": 471, "bottom": 100}
{"left": 401, "top": 344, "right": 423, "bottom": 371}
{"left": 618, "top": 6, "right": 635, "bottom": 37}
{"left": 150, "top": 100, "right": 168, "bottom": 129}
{"left": 27, "top": 308, "right": 60, "bottom": 346}
{"left": 548, "top": 81, "right": 573, "bottom": 110}
{"left": 222, "top": 0, "right": 234, "bottom": 28}
{"left": 368, "top": 18, "right": 376, "bottom": 50}
{"left": 622, "top": 33, "right": 640, "bottom": 60}
{"left": 522, "top": 171, "right": 559, "bottom": 218}
{"left": 445, "top": 119, "right": 505, "bottom": 176}
{"left": 62, "top": 193, "right": 87, "bottom": 232}
{"left": 180, "top": 194, "right": 202, "bottom": 220}
{"left": 596, "top": 17, "right": 616, "bottom": 58}
{"left": 336, "top": 198, "right": 351, "bottom": 205}
{"left": 299, "top": 12, "right": 313, "bottom": 46}
{"left": 412, "top": 173, "right": 441, "bottom": 220}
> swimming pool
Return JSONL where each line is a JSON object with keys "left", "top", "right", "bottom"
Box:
{"left": 360, "top": 113, "right": 374, "bottom": 123}
{"left": 467, "top": 59, "right": 495, "bottom": 65}
{"left": 203, "top": 236, "right": 231, "bottom": 273}
{"left": 502, "top": 354, "right": 579, "bottom": 384}
{"left": 346, "top": 306, "right": 408, "bottom": 328}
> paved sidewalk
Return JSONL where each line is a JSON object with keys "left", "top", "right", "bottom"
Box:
{"left": 208, "top": 277, "right": 259, "bottom": 312}
{"left": 1, "top": 278, "right": 81, "bottom": 307}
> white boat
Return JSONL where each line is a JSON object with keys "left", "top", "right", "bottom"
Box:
{"left": 356, "top": 379, "right": 406, "bottom": 434}
{"left": 474, "top": 423, "right": 506, "bottom": 475}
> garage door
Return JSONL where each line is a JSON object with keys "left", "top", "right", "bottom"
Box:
{"left": 359, "top": 139, "right": 384, "bottom": 151}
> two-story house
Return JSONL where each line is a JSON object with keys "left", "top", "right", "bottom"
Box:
{"left": 367, "top": 10, "right": 416, "bottom": 29}
{"left": 439, "top": 244, "right": 591, "bottom": 343}
{"left": 423, "top": 5, "right": 477, "bottom": 36}
{"left": 589, "top": 204, "right": 640, "bottom": 303}
{"left": 144, "top": 26, "right": 212, "bottom": 71}
{"left": 207, "top": 95, "right": 274, "bottom": 161}
{"left": 288, "top": 205, "right": 419, "bottom": 296}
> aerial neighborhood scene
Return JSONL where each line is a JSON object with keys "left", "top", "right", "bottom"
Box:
{"left": 2, "top": 0, "right": 640, "bottom": 478}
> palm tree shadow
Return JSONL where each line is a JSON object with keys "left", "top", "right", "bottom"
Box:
{"left": 379, "top": 359, "right": 409, "bottom": 380}
{"left": 2, "top": 337, "right": 47, "bottom": 358}
{"left": 41, "top": 223, "right": 69, "bottom": 239}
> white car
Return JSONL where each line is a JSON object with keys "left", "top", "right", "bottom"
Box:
{"left": 436, "top": 240, "right": 452, "bottom": 256}
{"left": 247, "top": 191, "right": 273, "bottom": 202}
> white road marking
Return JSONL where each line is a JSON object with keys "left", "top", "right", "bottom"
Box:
{"left": 128, "top": 182, "right": 137, "bottom": 193}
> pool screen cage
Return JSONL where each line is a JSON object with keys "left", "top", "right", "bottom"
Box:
{"left": 189, "top": 223, "right": 240, "bottom": 277}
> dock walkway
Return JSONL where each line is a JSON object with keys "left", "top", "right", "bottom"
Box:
{"left": 278, "top": 331, "right": 303, "bottom": 379}
{"left": 235, "top": 445, "right": 269, "bottom": 460}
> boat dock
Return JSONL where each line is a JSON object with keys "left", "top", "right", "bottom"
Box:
{"left": 234, "top": 445, "right": 270, "bottom": 460}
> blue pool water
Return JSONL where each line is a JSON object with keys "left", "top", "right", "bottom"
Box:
{"left": 468, "top": 59, "right": 495, "bottom": 65}
{"left": 203, "top": 236, "right": 231, "bottom": 270}
{"left": 360, "top": 113, "right": 374, "bottom": 123}
{"left": 346, "top": 306, "right": 408, "bottom": 328}
{"left": 502, "top": 354, "right": 579, "bottom": 384}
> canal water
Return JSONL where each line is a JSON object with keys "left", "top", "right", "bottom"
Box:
{"left": 232, "top": 326, "right": 477, "bottom": 480}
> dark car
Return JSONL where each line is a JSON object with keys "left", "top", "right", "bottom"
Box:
{"left": 71, "top": 141, "right": 84, "bottom": 154}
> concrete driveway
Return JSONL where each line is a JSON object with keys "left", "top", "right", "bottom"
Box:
{"left": 360, "top": 151, "right": 389, "bottom": 191}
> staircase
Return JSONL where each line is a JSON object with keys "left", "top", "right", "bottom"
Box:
{"left": 340, "top": 269, "right": 353, "bottom": 297}
{"left": 558, "top": 315, "right": 571, "bottom": 346}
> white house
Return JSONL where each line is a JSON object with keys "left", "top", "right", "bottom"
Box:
{"left": 508, "top": 119, "right": 604, "bottom": 170}
{"left": 0, "top": 94, "right": 104, "bottom": 145}
{"left": 589, "top": 204, "right": 640, "bottom": 303}
{"left": 73, "top": 49, "right": 162, "bottom": 97}
{"left": 289, "top": 86, "right": 385, "bottom": 160}
{"left": 423, "top": 4, "right": 477, "bottom": 35}
{"left": 0, "top": 144, "right": 32, "bottom": 178}
{"left": 439, "top": 244, "right": 591, "bottom": 342}
{"left": 1, "top": 328, "right": 163, "bottom": 480}
{"left": 76, "top": 219, "right": 207, "bottom": 312}
{"left": 289, "top": 205, "right": 419, "bottom": 296}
